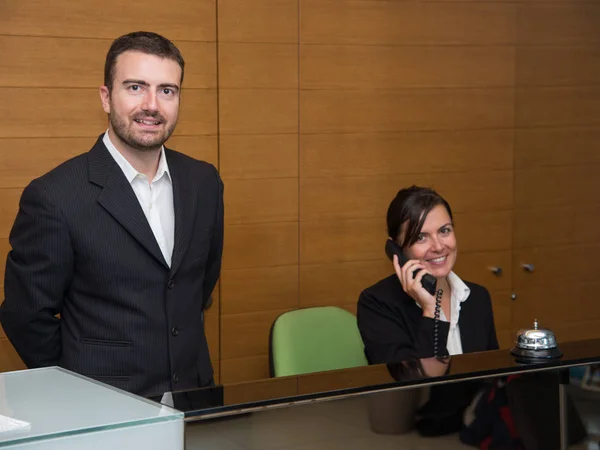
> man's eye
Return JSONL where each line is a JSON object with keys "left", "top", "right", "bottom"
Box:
{"left": 163, "top": 88, "right": 172, "bottom": 95}
{"left": 130, "top": 85, "right": 140, "bottom": 91}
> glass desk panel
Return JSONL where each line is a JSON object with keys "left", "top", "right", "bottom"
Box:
{"left": 0, "top": 367, "right": 182, "bottom": 447}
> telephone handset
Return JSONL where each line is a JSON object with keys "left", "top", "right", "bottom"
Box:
{"left": 385, "top": 239, "right": 444, "bottom": 358}
{"left": 385, "top": 239, "right": 437, "bottom": 296}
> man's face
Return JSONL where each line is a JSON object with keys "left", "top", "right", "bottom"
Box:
{"left": 99, "top": 51, "right": 182, "bottom": 152}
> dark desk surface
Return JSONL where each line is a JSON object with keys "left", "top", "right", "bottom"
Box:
{"left": 156, "top": 338, "right": 600, "bottom": 420}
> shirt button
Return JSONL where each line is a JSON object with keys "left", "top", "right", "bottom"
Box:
{"left": 171, "top": 327, "right": 179, "bottom": 336}
{"left": 167, "top": 279, "right": 175, "bottom": 289}
{"left": 172, "top": 373, "right": 179, "bottom": 383}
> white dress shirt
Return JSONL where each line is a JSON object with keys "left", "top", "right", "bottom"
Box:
{"left": 103, "top": 131, "right": 175, "bottom": 267}
{"left": 413, "top": 271, "right": 470, "bottom": 356}
{"left": 440, "top": 271, "right": 471, "bottom": 356}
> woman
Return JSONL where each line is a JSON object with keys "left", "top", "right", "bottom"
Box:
{"left": 357, "top": 185, "right": 499, "bottom": 365}
{"left": 358, "top": 186, "right": 500, "bottom": 437}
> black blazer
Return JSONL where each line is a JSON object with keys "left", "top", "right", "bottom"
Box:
{"left": 0, "top": 136, "right": 224, "bottom": 397}
{"left": 357, "top": 274, "right": 499, "bottom": 365}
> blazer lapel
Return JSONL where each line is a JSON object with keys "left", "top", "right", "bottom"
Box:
{"left": 458, "top": 301, "right": 476, "bottom": 353}
{"left": 88, "top": 136, "right": 169, "bottom": 269}
{"left": 167, "top": 150, "right": 197, "bottom": 276}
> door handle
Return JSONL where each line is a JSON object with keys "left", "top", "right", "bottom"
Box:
{"left": 490, "top": 266, "right": 503, "bottom": 277}
{"left": 522, "top": 263, "right": 535, "bottom": 273}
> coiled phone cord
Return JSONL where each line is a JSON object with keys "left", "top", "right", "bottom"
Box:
{"left": 433, "top": 288, "right": 443, "bottom": 358}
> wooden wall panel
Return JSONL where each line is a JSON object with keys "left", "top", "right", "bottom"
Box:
{"left": 219, "top": 135, "right": 298, "bottom": 179}
{"left": 224, "top": 178, "right": 298, "bottom": 224}
{"left": 219, "top": 90, "right": 298, "bottom": 135}
{"left": 218, "top": 0, "right": 298, "bottom": 43}
{"left": 1, "top": 0, "right": 216, "bottom": 41}
{"left": 513, "top": 244, "right": 600, "bottom": 289}
{"left": 517, "top": 3, "right": 600, "bottom": 45}
{"left": 517, "top": 46, "right": 600, "bottom": 87}
{"left": 221, "top": 355, "right": 271, "bottom": 383}
{"left": 301, "top": 45, "right": 515, "bottom": 89}
{"left": 514, "top": 165, "right": 600, "bottom": 209}
{"left": 300, "top": 130, "right": 514, "bottom": 178}
{"left": 300, "top": 89, "right": 514, "bottom": 134}
{"left": 221, "top": 309, "right": 290, "bottom": 359}
{"left": 223, "top": 223, "right": 298, "bottom": 270}
{"left": 0, "top": 88, "right": 217, "bottom": 138}
{"left": 515, "top": 127, "right": 600, "bottom": 168}
{"left": 300, "top": 212, "right": 512, "bottom": 266}
{"left": 0, "top": 37, "right": 216, "bottom": 89}
{"left": 219, "top": 44, "right": 298, "bottom": 89}
{"left": 516, "top": 86, "right": 600, "bottom": 128}
{"left": 300, "top": 171, "right": 513, "bottom": 221}
{"left": 300, "top": 1, "right": 516, "bottom": 45}
{"left": 515, "top": 205, "right": 600, "bottom": 249}
{"left": 220, "top": 266, "right": 298, "bottom": 315}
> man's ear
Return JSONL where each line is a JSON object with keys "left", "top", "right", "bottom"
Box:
{"left": 99, "top": 86, "right": 111, "bottom": 114}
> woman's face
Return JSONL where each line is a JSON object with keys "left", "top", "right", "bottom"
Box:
{"left": 400, "top": 204, "right": 457, "bottom": 279}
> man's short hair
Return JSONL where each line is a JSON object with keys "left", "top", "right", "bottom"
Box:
{"left": 104, "top": 31, "right": 185, "bottom": 91}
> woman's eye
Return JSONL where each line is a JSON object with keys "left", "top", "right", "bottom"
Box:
{"left": 441, "top": 227, "right": 452, "bottom": 234}
{"left": 417, "top": 234, "right": 426, "bottom": 241}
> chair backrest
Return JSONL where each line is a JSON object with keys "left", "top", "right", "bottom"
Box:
{"left": 270, "top": 306, "right": 368, "bottom": 377}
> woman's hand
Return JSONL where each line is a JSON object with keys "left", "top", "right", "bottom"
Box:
{"left": 393, "top": 255, "right": 437, "bottom": 318}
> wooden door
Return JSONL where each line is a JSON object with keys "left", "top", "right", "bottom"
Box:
{"left": 512, "top": 1, "right": 600, "bottom": 342}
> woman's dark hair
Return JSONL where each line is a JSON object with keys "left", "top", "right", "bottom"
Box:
{"left": 104, "top": 31, "right": 185, "bottom": 92}
{"left": 386, "top": 185, "right": 453, "bottom": 249}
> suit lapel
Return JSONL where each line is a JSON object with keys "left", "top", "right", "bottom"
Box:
{"left": 88, "top": 136, "right": 169, "bottom": 269}
{"left": 167, "top": 150, "right": 197, "bottom": 276}
{"left": 458, "top": 300, "right": 476, "bottom": 353}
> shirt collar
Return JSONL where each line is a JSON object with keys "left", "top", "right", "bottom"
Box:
{"left": 103, "top": 130, "right": 171, "bottom": 184}
{"left": 447, "top": 271, "right": 471, "bottom": 304}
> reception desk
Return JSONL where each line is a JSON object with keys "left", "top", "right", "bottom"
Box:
{"left": 161, "top": 338, "right": 600, "bottom": 450}
{"left": 0, "top": 367, "right": 183, "bottom": 449}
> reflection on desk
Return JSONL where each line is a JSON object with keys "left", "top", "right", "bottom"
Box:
{"left": 151, "top": 338, "right": 600, "bottom": 420}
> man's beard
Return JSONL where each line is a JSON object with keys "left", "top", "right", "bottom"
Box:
{"left": 109, "top": 110, "right": 176, "bottom": 152}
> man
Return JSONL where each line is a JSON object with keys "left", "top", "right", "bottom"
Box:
{"left": 0, "top": 32, "right": 223, "bottom": 397}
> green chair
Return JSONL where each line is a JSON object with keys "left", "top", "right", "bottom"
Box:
{"left": 269, "top": 306, "right": 368, "bottom": 377}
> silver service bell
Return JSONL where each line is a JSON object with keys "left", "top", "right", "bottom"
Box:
{"left": 510, "top": 319, "right": 563, "bottom": 362}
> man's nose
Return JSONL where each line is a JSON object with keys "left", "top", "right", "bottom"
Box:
{"left": 141, "top": 91, "right": 158, "bottom": 111}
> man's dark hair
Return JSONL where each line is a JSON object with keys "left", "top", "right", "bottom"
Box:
{"left": 104, "top": 31, "right": 185, "bottom": 91}
{"left": 387, "top": 185, "right": 453, "bottom": 249}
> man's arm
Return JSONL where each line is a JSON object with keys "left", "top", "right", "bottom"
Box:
{"left": 201, "top": 167, "right": 224, "bottom": 309}
{"left": 0, "top": 180, "right": 73, "bottom": 368}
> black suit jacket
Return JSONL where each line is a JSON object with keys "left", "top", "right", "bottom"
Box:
{"left": 0, "top": 136, "right": 224, "bottom": 397}
{"left": 357, "top": 274, "right": 499, "bottom": 365}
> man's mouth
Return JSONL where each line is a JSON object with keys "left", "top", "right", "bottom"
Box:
{"left": 134, "top": 119, "right": 161, "bottom": 126}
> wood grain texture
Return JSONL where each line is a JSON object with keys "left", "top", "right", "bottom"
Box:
{"left": 218, "top": 0, "right": 298, "bottom": 43}
{"left": 300, "top": 88, "right": 514, "bottom": 134}
{"left": 515, "top": 165, "right": 600, "bottom": 209}
{"left": 517, "top": 46, "right": 600, "bottom": 87}
{"left": 0, "top": 88, "right": 217, "bottom": 138}
{"left": 224, "top": 178, "right": 298, "bottom": 224}
{"left": 300, "top": 170, "right": 513, "bottom": 221}
{"left": 515, "top": 127, "right": 600, "bottom": 168}
{"left": 219, "top": 90, "right": 298, "bottom": 135}
{"left": 1, "top": 0, "right": 216, "bottom": 41}
{"left": 219, "top": 43, "right": 297, "bottom": 89}
{"left": 0, "top": 136, "right": 216, "bottom": 190}
{"left": 221, "top": 309, "right": 291, "bottom": 359}
{"left": 220, "top": 355, "right": 271, "bottom": 383}
{"left": 513, "top": 244, "right": 600, "bottom": 289}
{"left": 301, "top": 45, "right": 515, "bottom": 89}
{"left": 515, "top": 204, "right": 600, "bottom": 249}
{"left": 300, "top": 0, "right": 516, "bottom": 45}
{"left": 220, "top": 134, "right": 298, "bottom": 180}
{"left": 223, "top": 222, "right": 298, "bottom": 270}
{"left": 221, "top": 266, "right": 299, "bottom": 315}
{"left": 517, "top": 2, "right": 600, "bottom": 45}
{"left": 300, "top": 211, "right": 512, "bottom": 265}
{"left": 516, "top": 87, "right": 600, "bottom": 128}
{"left": 300, "top": 130, "right": 514, "bottom": 178}
{"left": 0, "top": 36, "right": 216, "bottom": 89}
{"left": 0, "top": 339, "right": 26, "bottom": 372}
